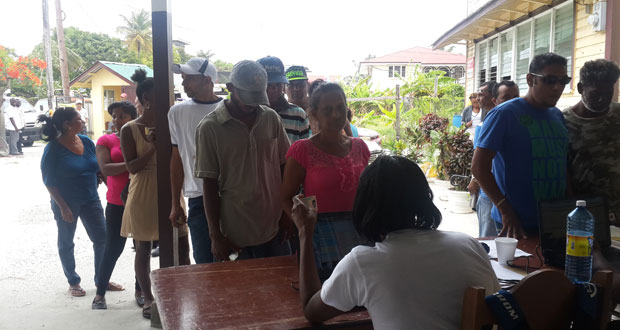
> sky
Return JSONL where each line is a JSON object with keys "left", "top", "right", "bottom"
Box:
{"left": 1, "top": 0, "right": 468, "bottom": 76}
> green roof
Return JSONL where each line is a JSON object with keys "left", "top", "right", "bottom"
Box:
{"left": 100, "top": 61, "right": 153, "bottom": 82}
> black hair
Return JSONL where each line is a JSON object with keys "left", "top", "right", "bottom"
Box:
{"left": 580, "top": 59, "right": 620, "bottom": 87}
{"left": 353, "top": 156, "right": 442, "bottom": 243}
{"left": 479, "top": 81, "right": 497, "bottom": 95}
{"left": 37, "top": 107, "right": 78, "bottom": 141}
{"left": 308, "top": 78, "right": 326, "bottom": 97}
{"left": 131, "top": 68, "right": 154, "bottom": 105}
{"left": 308, "top": 82, "right": 347, "bottom": 116}
{"left": 108, "top": 101, "right": 138, "bottom": 119}
{"left": 529, "top": 52, "right": 567, "bottom": 74}
{"left": 492, "top": 80, "right": 517, "bottom": 98}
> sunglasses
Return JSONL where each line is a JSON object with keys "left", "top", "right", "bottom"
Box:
{"left": 530, "top": 73, "right": 571, "bottom": 86}
{"left": 198, "top": 59, "right": 210, "bottom": 74}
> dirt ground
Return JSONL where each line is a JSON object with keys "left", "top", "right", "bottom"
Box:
{"left": 0, "top": 141, "right": 478, "bottom": 330}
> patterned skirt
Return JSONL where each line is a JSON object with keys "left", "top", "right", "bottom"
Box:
{"left": 313, "top": 212, "right": 365, "bottom": 281}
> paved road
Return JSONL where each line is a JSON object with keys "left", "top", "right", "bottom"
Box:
{"left": 0, "top": 141, "right": 478, "bottom": 330}
{"left": 0, "top": 142, "right": 153, "bottom": 330}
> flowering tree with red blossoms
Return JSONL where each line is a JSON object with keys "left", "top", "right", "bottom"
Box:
{"left": 0, "top": 45, "right": 47, "bottom": 94}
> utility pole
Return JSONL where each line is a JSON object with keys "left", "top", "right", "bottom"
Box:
{"left": 42, "top": 0, "right": 55, "bottom": 110}
{"left": 55, "top": 0, "right": 70, "bottom": 103}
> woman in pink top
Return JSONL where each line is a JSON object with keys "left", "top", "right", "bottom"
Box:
{"left": 92, "top": 101, "right": 138, "bottom": 309}
{"left": 282, "top": 82, "right": 370, "bottom": 280}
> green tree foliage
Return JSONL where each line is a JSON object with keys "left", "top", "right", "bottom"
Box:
{"left": 213, "top": 59, "right": 233, "bottom": 72}
{"left": 31, "top": 27, "right": 139, "bottom": 81}
{"left": 117, "top": 9, "right": 152, "bottom": 58}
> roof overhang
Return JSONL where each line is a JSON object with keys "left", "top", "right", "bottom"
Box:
{"left": 432, "top": 0, "right": 568, "bottom": 49}
{"left": 69, "top": 61, "right": 134, "bottom": 89}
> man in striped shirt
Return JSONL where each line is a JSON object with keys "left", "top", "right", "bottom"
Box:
{"left": 258, "top": 56, "right": 310, "bottom": 143}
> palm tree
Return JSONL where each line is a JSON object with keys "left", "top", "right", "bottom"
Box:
{"left": 196, "top": 49, "right": 215, "bottom": 60}
{"left": 117, "top": 9, "right": 153, "bottom": 58}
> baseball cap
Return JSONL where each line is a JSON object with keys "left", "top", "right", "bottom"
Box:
{"left": 75, "top": 100, "right": 83, "bottom": 105}
{"left": 230, "top": 60, "right": 269, "bottom": 106}
{"left": 171, "top": 57, "right": 217, "bottom": 81}
{"left": 285, "top": 66, "right": 308, "bottom": 81}
{"left": 257, "top": 56, "right": 288, "bottom": 84}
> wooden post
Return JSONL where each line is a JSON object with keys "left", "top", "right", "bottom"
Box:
{"left": 42, "top": 0, "right": 55, "bottom": 110}
{"left": 605, "top": 0, "right": 620, "bottom": 102}
{"left": 395, "top": 84, "right": 401, "bottom": 141}
{"left": 152, "top": 0, "right": 174, "bottom": 268}
{"left": 54, "top": 0, "right": 70, "bottom": 103}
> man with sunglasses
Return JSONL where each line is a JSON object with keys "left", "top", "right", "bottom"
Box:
{"left": 472, "top": 53, "right": 570, "bottom": 239}
{"left": 563, "top": 59, "right": 620, "bottom": 225}
{"left": 169, "top": 57, "right": 223, "bottom": 263}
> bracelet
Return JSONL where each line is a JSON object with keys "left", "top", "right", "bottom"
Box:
{"left": 496, "top": 198, "right": 506, "bottom": 207}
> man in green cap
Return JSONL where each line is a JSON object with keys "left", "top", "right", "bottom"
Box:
{"left": 286, "top": 65, "right": 309, "bottom": 111}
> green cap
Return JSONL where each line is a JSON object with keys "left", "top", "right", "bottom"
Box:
{"left": 285, "top": 65, "right": 308, "bottom": 81}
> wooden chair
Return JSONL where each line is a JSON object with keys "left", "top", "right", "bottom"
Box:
{"left": 461, "top": 269, "right": 614, "bottom": 330}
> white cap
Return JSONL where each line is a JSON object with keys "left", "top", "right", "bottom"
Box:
{"left": 576, "top": 200, "right": 586, "bottom": 207}
{"left": 171, "top": 57, "right": 217, "bottom": 82}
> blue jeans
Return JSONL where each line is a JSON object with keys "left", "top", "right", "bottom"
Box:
{"left": 188, "top": 197, "right": 214, "bottom": 264}
{"left": 237, "top": 233, "right": 291, "bottom": 260}
{"left": 477, "top": 192, "right": 498, "bottom": 238}
{"left": 52, "top": 199, "right": 106, "bottom": 286}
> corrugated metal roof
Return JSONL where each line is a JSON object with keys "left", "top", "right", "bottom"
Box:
{"left": 100, "top": 61, "right": 153, "bottom": 81}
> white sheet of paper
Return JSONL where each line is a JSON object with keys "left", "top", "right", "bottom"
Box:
{"left": 490, "top": 260, "right": 525, "bottom": 281}
{"left": 479, "top": 239, "right": 532, "bottom": 259}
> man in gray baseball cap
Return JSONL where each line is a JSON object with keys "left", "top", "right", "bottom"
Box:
{"left": 194, "top": 60, "right": 291, "bottom": 261}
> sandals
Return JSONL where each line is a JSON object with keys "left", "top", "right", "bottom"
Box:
{"left": 69, "top": 285, "right": 86, "bottom": 297}
{"left": 106, "top": 282, "right": 125, "bottom": 292}
{"left": 142, "top": 305, "right": 152, "bottom": 319}
{"left": 135, "top": 292, "right": 145, "bottom": 307}
{"left": 92, "top": 297, "right": 107, "bottom": 310}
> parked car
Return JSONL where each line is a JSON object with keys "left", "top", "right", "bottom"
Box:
{"left": 2, "top": 97, "right": 42, "bottom": 146}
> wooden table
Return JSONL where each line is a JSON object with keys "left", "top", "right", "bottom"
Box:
{"left": 151, "top": 255, "right": 371, "bottom": 330}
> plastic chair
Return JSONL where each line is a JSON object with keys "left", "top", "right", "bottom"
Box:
{"left": 461, "top": 269, "right": 614, "bottom": 330}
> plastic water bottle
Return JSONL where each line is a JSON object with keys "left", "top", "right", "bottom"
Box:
{"left": 565, "top": 200, "right": 595, "bottom": 283}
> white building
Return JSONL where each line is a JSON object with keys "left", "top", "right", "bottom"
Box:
{"left": 358, "top": 47, "right": 466, "bottom": 90}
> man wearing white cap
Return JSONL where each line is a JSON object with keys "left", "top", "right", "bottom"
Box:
{"left": 169, "top": 57, "right": 223, "bottom": 264}
{"left": 194, "top": 60, "right": 291, "bottom": 261}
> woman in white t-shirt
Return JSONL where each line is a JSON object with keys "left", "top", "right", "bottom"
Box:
{"left": 290, "top": 155, "right": 500, "bottom": 330}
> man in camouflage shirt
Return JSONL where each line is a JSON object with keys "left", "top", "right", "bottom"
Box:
{"left": 563, "top": 59, "right": 620, "bottom": 223}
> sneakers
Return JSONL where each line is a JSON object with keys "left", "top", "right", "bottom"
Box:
{"left": 92, "top": 297, "right": 107, "bottom": 310}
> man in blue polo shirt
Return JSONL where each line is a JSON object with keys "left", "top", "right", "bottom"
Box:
{"left": 472, "top": 53, "right": 570, "bottom": 239}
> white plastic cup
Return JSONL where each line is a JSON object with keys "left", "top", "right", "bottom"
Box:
{"left": 495, "top": 237, "right": 518, "bottom": 265}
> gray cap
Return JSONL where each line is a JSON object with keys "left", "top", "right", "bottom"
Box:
{"left": 230, "top": 60, "right": 269, "bottom": 106}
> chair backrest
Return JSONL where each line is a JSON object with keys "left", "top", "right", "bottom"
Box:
{"left": 461, "top": 269, "right": 614, "bottom": 330}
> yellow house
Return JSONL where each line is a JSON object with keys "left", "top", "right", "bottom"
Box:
{"left": 432, "top": 0, "right": 620, "bottom": 107}
{"left": 70, "top": 61, "right": 153, "bottom": 140}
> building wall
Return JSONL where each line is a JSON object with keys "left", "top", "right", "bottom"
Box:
{"left": 464, "top": 3, "right": 609, "bottom": 110}
{"left": 361, "top": 64, "right": 417, "bottom": 90}
{"left": 558, "top": 3, "right": 608, "bottom": 109}
{"left": 465, "top": 40, "right": 476, "bottom": 100}
{"left": 90, "top": 70, "right": 129, "bottom": 140}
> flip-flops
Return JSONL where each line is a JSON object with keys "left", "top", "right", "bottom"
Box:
{"left": 135, "top": 292, "right": 145, "bottom": 307}
{"left": 69, "top": 286, "right": 86, "bottom": 297}
{"left": 91, "top": 297, "right": 107, "bottom": 310}
{"left": 142, "top": 305, "right": 152, "bottom": 319}
{"left": 106, "top": 282, "right": 125, "bottom": 291}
